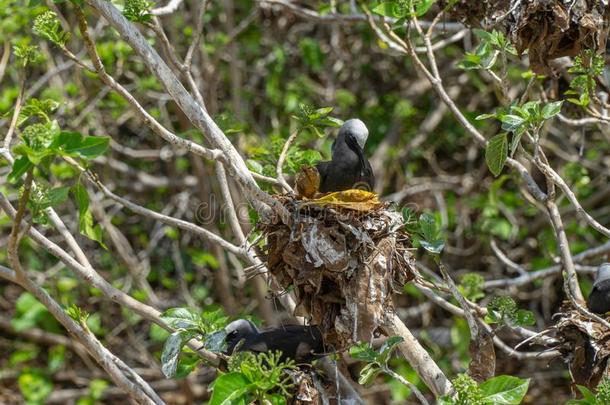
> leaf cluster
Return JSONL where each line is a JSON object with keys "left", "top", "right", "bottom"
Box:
{"left": 160, "top": 308, "right": 229, "bottom": 378}
{"left": 372, "top": 0, "right": 436, "bottom": 20}
{"left": 349, "top": 336, "right": 404, "bottom": 385}
{"left": 458, "top": 29, "right": 516, "bottom": 71}
{"left": 478, "top": 100, "right": 563, "bottom": 176}
{"left": 209, "top": 351, "right": 296, "bottom": 405}
{"left": 439, "top": 374, "right": 530, "bottom": 405}
{"left": 33, "top": 11, "right": 70, "bottom": 47}
{"left": 406, "top": 212, "right": 445, "bottom": 254}
{"left": 485, "top": 296, "right": 535, "bottom": 328}
{"left": 123, "top": 0, "right": 153, "bottom": 23}
{"left": 565, "top": 49, "right": 604, "bottom": 107}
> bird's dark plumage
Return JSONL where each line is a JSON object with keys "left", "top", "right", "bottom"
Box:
{"left": 224, "top": 320, "right": 329, "bottom": 364}
{"left": 587, "top": 263, "right": 610, "bottom": 314}
{"left": 316, "top": 119, "right": 375, "bottom": 193}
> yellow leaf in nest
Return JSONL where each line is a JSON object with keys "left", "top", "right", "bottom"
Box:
{"left": 303, "top": 189, "right": 382, "bottom": 211}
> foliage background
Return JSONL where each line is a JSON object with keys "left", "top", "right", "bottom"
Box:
{"left": 1, "top": 0, "right": 609, "bottom": 403}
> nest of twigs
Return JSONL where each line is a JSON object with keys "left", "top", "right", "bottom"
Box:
{"left": 257, "top": 194, "right": 415, "bottom": 350}
{"left": 442, "top": 0, "right": 609, "bottom": 73}
{"left": 552, "top": 307, "right": 610, "bottom": 388}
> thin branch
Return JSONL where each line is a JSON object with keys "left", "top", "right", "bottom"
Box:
{"left": 3, "top": 73, "right": 26, "bottom": 149}
{"left": 382, "top": 313, "right": 453, "bottom": 397}
{"left": 276, "top": 131, "right": 298, "bottom": 193}
{"left": 257, "top": 0, "right": 464, "bottom": 31}
{"left": 151, "top": 0, "right": 185, "bottom": 15}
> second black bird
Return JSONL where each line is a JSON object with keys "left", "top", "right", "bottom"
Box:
{"left": 224, "top": 319, "right": 329, "bottom": 364}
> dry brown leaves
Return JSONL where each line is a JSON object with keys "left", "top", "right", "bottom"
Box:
{"left": 257, "top": 194, "right": 415, "bottom": 350}
{"left": 442, "top": 0, "right": 609, "bottom": 73}
{"left": 553, "top": 307, "right": 610, "bottom": 388}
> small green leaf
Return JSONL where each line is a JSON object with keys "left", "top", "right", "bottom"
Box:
{"left": 415, "top": 0, "right": 436, "bottom": 16}
{"left": 541, "top": 101, "right": 563, "bottom": 119}
{"left": 202, "top": 330, "right": 228, "bottom": 353}
{"left": 499, "top": 114, "right": 525, "bottom": 132}
{"left": 246, "top": 159, "right": 263, "bottom": 174}
{"left": 372, "top": 2, "right": 401, "bottom": 18}
{"left": 358, "top": 363, "right": 381, "bottom": 386}
{"left": 161, "top": 308, "right": 200, "bottom": 330}
{"left": 420, "top": 239, "right": 445, "bottom": 254}
{"left": 476, "top": 113, "right": 496, "bottom": 121}
{"left": 61, "top": 133, "right": 110, "bottom": 158}
{"left": 209, "top": 372, "right": 251, "bottom": 405}
{"left": 418, "top": 212, "right": 438, "bottom": 242}
{"left": 514, "top": 309, "right": 536, "bottom": 326}
{"left": 486, "top": 133, "right": 508, "bottom": 177}
{"left": 378, "top": 336, "right": 403, "bottom": 364}
{"left": 161, "top": 330, "right": 198, "bottom": 378}
{"left": 509, "top": 132, "right": 522, "bottom": 157}
{"left": 348, "top": 342, "right": 378, "bottom": 363}
{"left": 574, "top": 385, "right": 597, "bottom": 404}
{"left": 480, "top": 375, "right": 529, "bottom": 404}
{"left": 73, "top": 184, "right": 106, "bottom": 248}
{"left": 44, "top": 186, "right": 70, "bottom": 208}
{"left": 8, "top": 156, "right": 33, "bottom": 182}
{"left": 175, "top": 354, "right": 201, "bottom": 379}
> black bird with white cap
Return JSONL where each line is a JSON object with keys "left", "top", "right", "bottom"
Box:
{"left": 224, "top": 319, "right": 329, "bottom": 364}
{"left": 587, "top": 263, "right": 610, "bottom": 314}
{"left": 316, "top": 118, "right": 375, "bottom": 193}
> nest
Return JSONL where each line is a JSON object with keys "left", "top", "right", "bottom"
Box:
{"left": 257, "top": 194, "right": 415, "bottom": 350}
{"left": 553, "top": 307, "right": 610, "bottom": 388}
{"left": 441, "top": 0, "right": 609, "bottom": 73}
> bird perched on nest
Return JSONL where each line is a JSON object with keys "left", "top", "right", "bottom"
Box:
{"left": 224, "top": 319, "right": 329, "bottom": 364}
{"left": 587, "top": 263, "right": 610, "bottom": 314}
{"left": 315, "top": 118, "right": 375, "bottom": 194}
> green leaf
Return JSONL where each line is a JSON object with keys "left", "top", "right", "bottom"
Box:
{"left": 8, "top": 156, "right": 33, "bottom": 183}
{"left": 420, "top": 239, "right": 445, "bottom": 254}
{"left": 418, "top": 212, "right": 438, "bottom": 242}
{"left": 358, "top": 363, "right": 382, "bottom": 386}
{"left": 372, "top": 2, "right": 401, "bottom": 18}
{"left": 209, "top": 372, "right": 251, "bottom": 405}
{"left": 161, "top": 330, "right": 198, "bottom": 378}
{"left": 473, "top": 28, "right": 493, "bottom": 41}
{"left": 317, "top": 116, "right": 344, "bottom": 127}
{"left": 310, "top": 106, "right": 333, "bottom": 119}
{"left": 61, "top": 133, "right": 110, "bottom": 158}
{"left": 12, "top": 144, "right": 47, "bottom": 165}
{"left": 264, "top": 393, "right": 288, "bottom": 405}
{"left": 476, "top": 113, "right": 496, "bottom": 120}
{"left": 73, "top": 184, "right": 106, "bottom": 248}
{"left": 161, "top": 308, "right": 200, "bottom": 330}
{"left": 574, "top": 385, "right": 597, "bottom": 404}
{"left": 349, "top": 342, "right": 378, "bottom": 363}
{"left": 541, "top": 101, "right": 563, "bottom": 120}
{"left": 499, "top": 114, "right": 525, "bottom": 132}
{"left": 485, "top": 133, "right": 508, "bottom": 177}
{"left": 415, "top": 0, "right": 436, "bottom": 16}
{"left": 44, "top": 186, "right": 70, "bottom": 208}
{"left": 202, "top": 330, "right": 228, "bottom": 353}
{"left": 509, "top": 132, "right": 522, "bottom": 157}
{"left": 246, "top": 159, "right": 263, "bottom": 174}
{"left": 480, "top": 375, "right": 529, "bottom": 404}
{"left": 378, "top": 336, "right": 403, "bottom": 364}
{"left": 514, "top": 309, "right": 536, "bottom": 326}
